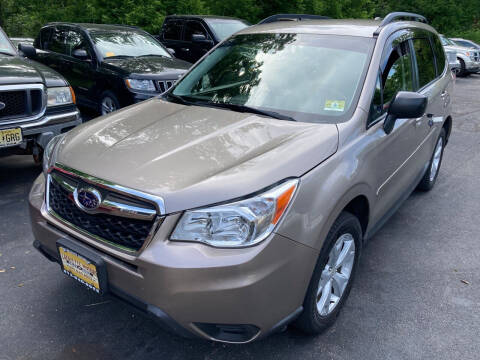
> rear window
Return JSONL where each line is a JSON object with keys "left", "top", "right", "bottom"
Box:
{"left": 412, "top": 38, "right": 436, "bottom": 89}
{"left": 163, "top": 20, "right": 183, "bottom": 41}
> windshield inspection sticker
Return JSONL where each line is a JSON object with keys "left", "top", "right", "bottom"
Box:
{"left": 105, "top": 52, "right": 115, "bottom": 57}
{"left": 324, "top": 100, "right": 345, "bottom": 112}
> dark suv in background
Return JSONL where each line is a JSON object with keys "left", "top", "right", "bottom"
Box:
{"left": 158, "top": 15, "right": 250, "bottom": 63}
{"left": 24, "top": 23, "right": 191, "bottom": 115}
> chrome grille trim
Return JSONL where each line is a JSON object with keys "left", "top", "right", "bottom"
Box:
{"left": 156, "top": 80, "right": 176, "bottom": 93}
{"left": 0, "top": 84, "right": 46, "bottom": 125}
{"left": 45, "top": 163, "right": 166, "bottom": 253}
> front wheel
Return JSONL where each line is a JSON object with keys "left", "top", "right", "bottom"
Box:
{"left": 294, "top": 212, "right": 362, "bottom": 334}
{"left": 99, "top": 91, "right": 120, "bottom": 116}
{"left": 417, "top": 128, "right": 446, "bottom": 191}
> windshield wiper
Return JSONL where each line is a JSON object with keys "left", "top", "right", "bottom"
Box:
{"left": 0, "top": 51, "right": 15, "bottom": 56}
{"left": 137, "top": 54, "right": 170, "bottom": 58}
{"left": 199, "top": 102, "right": 297, "bottom": 122}
{"left": 163, "top": 92, "right": 193, "bottom": 105}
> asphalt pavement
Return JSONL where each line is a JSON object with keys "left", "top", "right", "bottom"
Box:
{"left": 1, "top": 75, "right": 480, "bottom": 360}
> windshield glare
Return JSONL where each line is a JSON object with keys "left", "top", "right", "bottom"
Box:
{"left": 173, "top": 33, "right": 373, "bottom": 123}
{"left": 0, "top": 30, "right": 15, "bottom": 55}
{"left": 205, "top": 19, "right": 250, "bottom": 40}
{"left": 440, "top": 36, "right": 455, "bottom": 46}
{"left": 91, "top": 30, "right": 171, "bottom": 59}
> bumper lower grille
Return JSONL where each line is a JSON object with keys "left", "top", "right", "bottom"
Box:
{"left": 48, "top": 170, "right": 158, "bottom": 252}
{"left": 0, "top": 88, "right": 43, "bottom": 121}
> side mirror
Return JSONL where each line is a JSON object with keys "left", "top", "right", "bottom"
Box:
{"left": 72, "top": 49, "right": 90, "bottom": 61}
{"left": 384, "top": 91, "right": 428, "bottom": 134}
{"left": 18, "top": 43, "right": 36, "bottom": 58}
{"left": 167, "top": 48, "right": 175, "bottom": 56}
{"left": 191, "top": 34, "right": 206, "bottom": 42}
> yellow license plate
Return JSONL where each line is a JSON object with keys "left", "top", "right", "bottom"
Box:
{"left": 59, "top": 246, "right": 100, "bottom": 293}
{"left": 0, "top": 127, "right": 22, "bottom": 148}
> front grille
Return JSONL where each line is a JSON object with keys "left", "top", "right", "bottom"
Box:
{"left": 156, "top": 80, "right": 176, "bottom": 93}
{"left": 0, "top": 88, "right": 43, "bottom": 121}
{"left": 48, "top": 171, "right": 157, "bottom": 251}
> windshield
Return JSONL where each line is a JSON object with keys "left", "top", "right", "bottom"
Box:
{"left": 91, "top": 30, "right": 171, "bottom": 59}
{"left": 205, "top": 19, "right": 250, "bottom": 40}
{"left": 0, "top": 29, "right": 16, "bottom": 55}
{"left": 172, "top": 33, "right": 373, "bottom": 123}
{"left": 440, "top": 36, "right": 455, "bottom": 46}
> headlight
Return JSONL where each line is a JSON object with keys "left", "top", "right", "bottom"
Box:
{"left": 42, "top": 134, "right": 66, "bottom": 175}
{"left": 47, "top": 86, "right": 75, "bottom": 107}
{"left": 125, "top": 79, "right": 156, "bottom": 92}
{"left": 170, "top": 179, "right": 298, "bottom": 247}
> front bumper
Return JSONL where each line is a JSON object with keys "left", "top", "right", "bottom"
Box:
{"left": 449, "top": 59, "right": 460, "bottom": 70}
{"left": 29, "top": 174, "right": 318, "bottom": 343}
{"left": 0, "top": 107, "right": 81, "bottom": 153}
{"left": 465, "top": 59, "right": 480, "bottom": 72}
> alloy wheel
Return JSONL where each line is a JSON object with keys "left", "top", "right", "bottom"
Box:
{"left": 101, "top": 96, "right": 117, "bottom": 115}
{"left": 429, "top": 137, "right": 443, "bottom": 182}
{"left": 316, "top": 233, "right": 356, "bottom": 316}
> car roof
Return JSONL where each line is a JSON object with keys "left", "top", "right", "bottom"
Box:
{"left": 44, "top": 22, "right": 143, "bottom": 33}
{"left": 165, "top": 15, "right": 246, "bottom": 21}
{"left": 236, "top": 18, "right": 436, "bottom": 38}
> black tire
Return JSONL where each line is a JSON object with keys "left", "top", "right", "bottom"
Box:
{"left": 294, "top": 211, "right": 362, "bottom": 335}
{"left": 457, "top": 59, "right": 468, "bottom": 77}
{"left": 417, "top": 128, "right": 446, "bottom": 191}
{"left": 98, "top": 91, "right": 121, "bottom": 115}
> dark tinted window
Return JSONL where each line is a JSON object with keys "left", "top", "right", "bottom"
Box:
{"left": 431, "top": 35, "right": 446, "bottom": 76}
{"left": 47, "top": 28, "right": 68, "bottom": 54}
{"left": 184, "top": 21, "right": 209, "bottom": 41}
{"left": 163, "top": 20, "right": 183, "bottom": 41}
{"left": 382, "top": 41, "right": 414, "bottom": 106}
{"left": 413, "top": 38, "right": 436, "bottom": 88}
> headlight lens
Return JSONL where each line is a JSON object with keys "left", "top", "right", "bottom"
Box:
{"left": 170, "top": 179, "right": 298, "bottom": 247}
{"left": 47, "top": 86, "right": 75, "bottom": 107}
{"left": 42, "top": 134, "right": 65, "bottom": 175}
{"left": 125, "top": 79, "right": 156, "bottom": 92}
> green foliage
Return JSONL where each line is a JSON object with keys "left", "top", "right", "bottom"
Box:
{"left": 1, "top": 0, "right": 479, "bottom": 44}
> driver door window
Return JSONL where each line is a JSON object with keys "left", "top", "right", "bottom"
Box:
{"left": 65, "top": 30, "right": 90, "bottom": 58}
{"left": 184, "top": 21, "right": 209, "bottom": 42}
{"left": 368, "top": 41, "right": 414, "bottom": 126}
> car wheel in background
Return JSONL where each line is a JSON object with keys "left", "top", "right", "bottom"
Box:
{"left": 417, "top": 128, "right": 446, "bottom": 191}
{"left": 99, "top": 91, "right": 120, "bottom": 115}
{"left": 457, "top": 59, "right": 468, "bottom": 77}
{"left": 294, "top": 211, "right": 362, "bottom": 335}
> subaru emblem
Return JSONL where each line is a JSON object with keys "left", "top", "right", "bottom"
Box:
{"left": 0, "top": 102, "right": 5, "bottom": 111}
{"left": 74, "top": 187, "right": 102, "bottom": 212}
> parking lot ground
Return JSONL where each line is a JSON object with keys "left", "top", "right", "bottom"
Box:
{"left": 1, "top": 75, "right": 480, "bottom": 360}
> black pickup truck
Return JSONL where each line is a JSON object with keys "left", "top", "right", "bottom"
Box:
{"left": 0, "top": 27, "right": 81, "bottom": 162}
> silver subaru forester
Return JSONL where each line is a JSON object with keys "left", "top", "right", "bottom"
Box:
{"left": 30, "top": 12, "right": 453, "bottom": 343}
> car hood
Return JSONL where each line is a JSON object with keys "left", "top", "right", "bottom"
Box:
{"left": 0, "top": 55, "right": 67, "bottom": 87}
{"left": 444, "top": 45, "right": 476, "bottom": 54}
{"left": 102, "top": 56, "right": 191, "bottom": 79}
{"left": 56, "top": 99, "right": 338, "bottom": 213}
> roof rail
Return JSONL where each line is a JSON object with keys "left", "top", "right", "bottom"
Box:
{"left": 258, "top": 14, "right": 330, "bottom": 25}
{"left": 373, "top": 12, "right": 428, "bottom": 35}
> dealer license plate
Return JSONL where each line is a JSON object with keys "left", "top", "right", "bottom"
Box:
{"left": 59, "top": 246, "right": 101, "bottom": 293}
{"left": 0, "top": 127, "right": 22, "bottom": 148}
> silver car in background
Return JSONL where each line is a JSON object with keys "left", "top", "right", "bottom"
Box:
{"left": 440, "top": 34, "right": 480, "bottom": 76}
